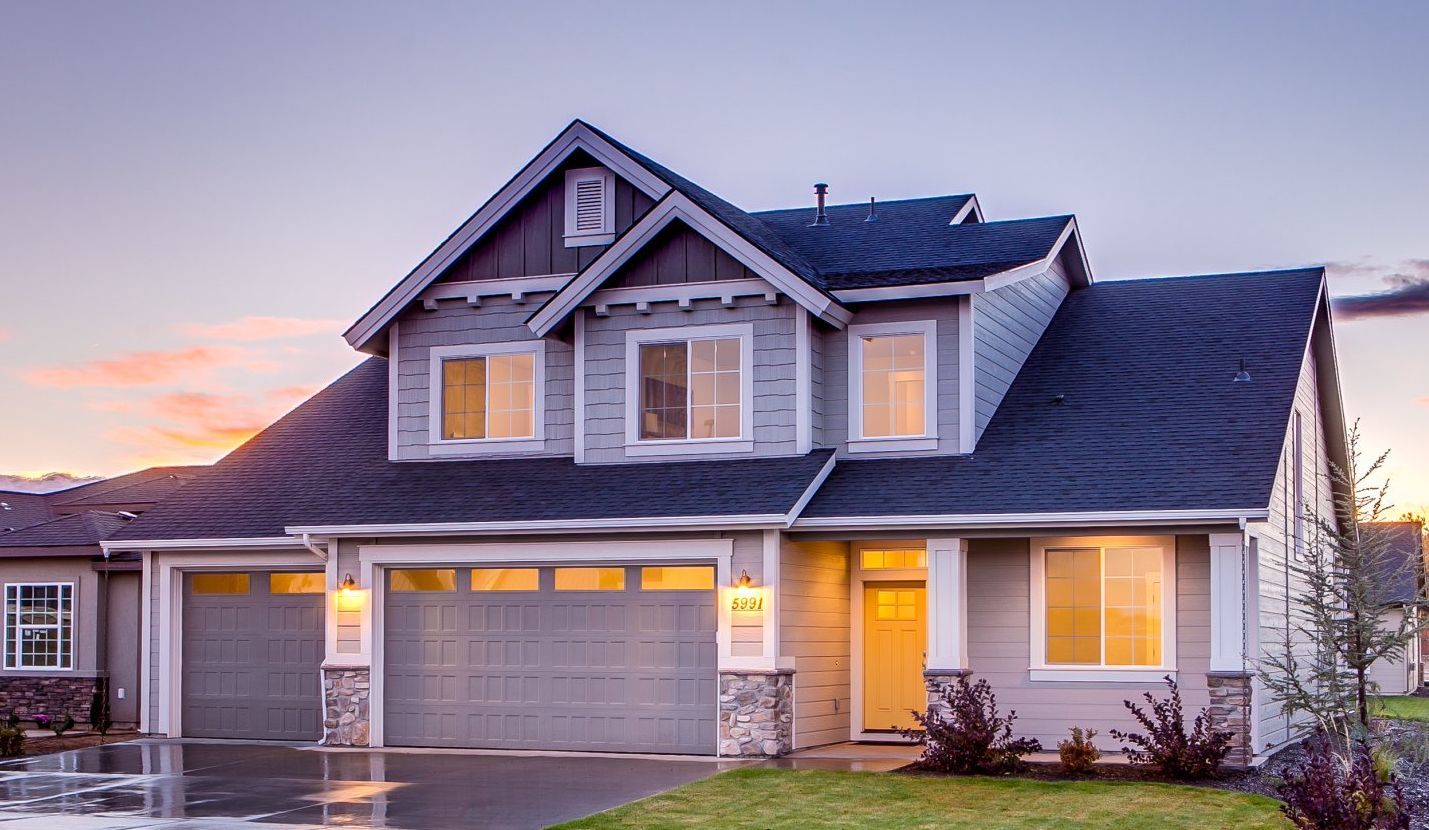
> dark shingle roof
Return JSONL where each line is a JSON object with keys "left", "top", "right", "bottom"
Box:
{"left": 0, "top": 491, "right": 55, "bottom": 532}
{"left": 1366, "top": 521, "right": 1425, "bottom": 606}
{"left": 111, "top": 360, "right": 834, "bottom": 542}
{"left": 802, "top": 268, "right": 1326, "bottom": 518}
{"left": 53, "top": 469, "right": 201, "bottom": 510}
{"left": 0, "top": 511, "right": 133, "bottom": 548}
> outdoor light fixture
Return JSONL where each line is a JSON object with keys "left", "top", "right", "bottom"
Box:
{"left": 336, "top": 573, "right": 363, "bottom": 612}
{"left": 731, "top": 569, "right": 762, "bottom": 611}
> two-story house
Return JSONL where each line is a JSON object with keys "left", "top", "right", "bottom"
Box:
{"left": 106, "top": 120, "right": 1347, "bottom": 765}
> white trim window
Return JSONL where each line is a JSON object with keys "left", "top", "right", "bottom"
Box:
{"left": 428, "top": 341, "right": 545, "bottom": 454}
{"left": 1028, "top": 538, "right": 1177, "bottom": 682}
{"left": 847, "top": 320, "right": 938, "bottom": 453}
{"left": 624, "top": 323, "right": 755, "bottom": 456}
{"left": 564, "top": 167, "right": 616, "bottom": 247}
{"left": 4, "top": 583, "right": 75, "bottom": 670}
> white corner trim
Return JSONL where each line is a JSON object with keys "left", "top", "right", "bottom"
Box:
{"left": 622, "top": 321, "right": 755, "bottom": 451}
{"left": 958, "top": 294, "right": 975, "bottom": 453}
{"left": 563, "top": 166, "right": 616, "bottom": 247}
{"left": 426, "top": 340, "right": 547, "bottom": 449}
{"left": 795, "top": 308, "right": 812, "bottom": 454}
{"left": 846, "top": 319, "right": 938, "bottom": 447}
{"left": 387, "top": 321, "right": 400, "bottom": 461}
{"left": 925, "top": 537, "right": 969, "bottom": 672}
{"left": 793, "top": 508, "right": 1266, "bottom": 530}
{"left": 760, "top": 529, "right": 781, "bottom": 664}
{"left": 1209, "top": 531, "right": 1250, "bottom": 673}
{"left": 573, "top": 310, "right": 587, "bottom": 464}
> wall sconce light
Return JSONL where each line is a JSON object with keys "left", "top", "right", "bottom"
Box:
{"left": 731, "top": 569, "right": 762, "bottom": 611}
{"left": 336, "top": 573, "right": 363, "bottom": 612}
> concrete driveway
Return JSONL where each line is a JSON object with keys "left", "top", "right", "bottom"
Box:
{"left": 0, "top": 739, "right": 735, "bottom": 829}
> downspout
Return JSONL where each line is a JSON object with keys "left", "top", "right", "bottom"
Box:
{"left": 300, "top": 533, "right": 329, "bottom": 561}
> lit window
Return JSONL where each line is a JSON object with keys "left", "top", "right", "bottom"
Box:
{"left": 390, "top": 569, "right": 457, "bottom": 592}
{"left": 641, "top": 566, "right": 715, "bottom": 591}
{"left": 270, "top": 573, "right": 325, "bottom": 594}
{"left": 191, "top": 573, "right": 250, "bottom": 595}
{"left": 472, "top": 568, "right": 539, "bottom": 591}
{"left": 874, "top": 589, "right": 918, "bottom": 621}
{"left": 1044, "top": 547, "right": 1164, "bottom": 667}
{"left": 442, "top": 352, "right": 536, "bottom": 441}
{"left": 554, "top": 568, "right": 625, "bottom": 591}
{"left": 860, "top": 549, "right": 928, "bottom": 570}
{"left": 860, "top": 333, "right": 926, "bottom": 438}
{"left": 4, "top": 583, "right": 74, "bottom": 670}
{"left": 639, "top": 338, "right": 741, "bottom": 441}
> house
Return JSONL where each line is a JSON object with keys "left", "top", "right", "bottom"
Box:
{"left": 0, "top": 466, "right": 203, "bottom": 727}
{"left": 103, "top": 120, "right": 1347, "bottom": 766}
{"left": 1365, "top": 520, "right": 1426, "bottom": 696}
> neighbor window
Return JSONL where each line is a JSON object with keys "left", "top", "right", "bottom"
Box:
{"left": 638, "top": 338, "right": 742, "bottom": 441}
{"left": 1043, "top": 547, "right": 1165, "bottom": 667}
{"left": 3, "top": 583, "right": 74, "bottom": 670}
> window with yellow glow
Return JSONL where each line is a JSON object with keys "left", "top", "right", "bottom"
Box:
{"left": 191, "top": 573, "right": 250, "bottom": 595}
{"left": 441, "top": 352, "right": 536, "bottom": 441}
{"left": 389, "top": 569, "right": 457, "bottom": 592}
{"left": 860, "top": 333, "right": 926, "bottom": 438}
{"left": 640, "top": 566, "right": 715, "bottom": 591}
{"left": 554, "top": 567, "right": 625, "bottom": 591}
{"left": 1045, "top": 547, "right": 1164, "bottom": 667}
{"left": 860, "top": 549, "right": 927, "bottom": 570}
{"left": 270, "top": 573, "right": 325, "bottom": 594}
{"left": 638, "top": 338, "right": 741, "bottom": 441}
{"left": 874, "top": 589, "right": 918, "bottom": 621}
{"left": 471, "top": 568, "right": 539, "bottom": 591}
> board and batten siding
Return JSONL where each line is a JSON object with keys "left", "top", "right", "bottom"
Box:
{"left": 392, "top": 296, "right": 574, "bottom": 460}
{"left": 779, "top": 538, "right": 852, "bottom": 748}
{"left": 970, "top": 259, "right": 1073, "bottom": 442}
{"left": 1251, "top": 346, "right": 1335, "bottom": 754}
{"left": 965, "top": 535, "right": 1211, "bottom": 750}
{"left": 821, "top": 297, "right": 963, "bottom": 457}
{"left": 581, "top": 298, "right": 800, "bottom": 463}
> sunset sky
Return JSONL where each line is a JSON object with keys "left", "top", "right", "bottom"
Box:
{"left": 1, "top": 2, "right": 1426, "bottom": 513}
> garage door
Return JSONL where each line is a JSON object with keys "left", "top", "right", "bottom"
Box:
{"left": 383, "top": 564, "right": 717, "bottom": 754}
{"left": 181, "top": 571, "right": 326, "bottom": 740}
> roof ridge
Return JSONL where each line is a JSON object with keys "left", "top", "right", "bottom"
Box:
{"left": 752, "top": 194, "right": 975, "bottom": 216}
{"left": 1098, "top": 267, "right": 1325, "bottom": 287}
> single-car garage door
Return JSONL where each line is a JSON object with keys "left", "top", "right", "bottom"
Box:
{"left": 383, "top": 564, "right": 717, "bottom": 754}
{"left": 181, "top": 571, "right": 326, "bottom": 740}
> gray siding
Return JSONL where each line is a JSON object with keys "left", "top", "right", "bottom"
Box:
{"left": 581, "top": 298, "right": 799, "bottom": 463}
{"left": 970, "top": 258, "right": 1072, "bottom": 441}
{"left": 106, "top": 571, "right": 142, "bottom": 724}
{"left": 965, "top": 534, "right": 1211, "bottom": 750}
{"left": 0, "top": 558, "right": 105, "bottom": 676}
{"left": 609, "top": 222, "right": 759, "bottom": 287}
{"left": 821, "top": 298, "right": 963, "bottom": 457}
{"left": 780, "top": 538, "right": 851, "bottom": 748}
{"left": 393, "top": 295, "right": 574, "bottom": 460}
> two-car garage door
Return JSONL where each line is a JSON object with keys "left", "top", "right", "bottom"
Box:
{"left": 382, "top": 564, "right": 717, "bottom": 755}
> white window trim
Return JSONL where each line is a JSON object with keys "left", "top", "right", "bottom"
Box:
{"left": 3, "top": 581, "right": 76, "bottom": 672}
{"left": 1028, "top": 536, "right": 1178, "bottom": 682}
{"left": 847, "top": 319, "right": 938, "bottom": 453}
{"left": 563, "top": 167, "right": 616, "bottom": 247}
{"left": 427, "top": 341, "right": 546, "bottom": 453}
{"left": 623, "top": 322, "right": 755, "bottom": 456}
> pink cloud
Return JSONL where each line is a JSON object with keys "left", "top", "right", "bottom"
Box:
{"left": 175, "top": 316, "right": 344, "bottom": 341}
{"left": 21, "top": 346, "right": 274, "bottom": 388}
{"left": 0, "top": 326, "right": 12, "bottom": 344}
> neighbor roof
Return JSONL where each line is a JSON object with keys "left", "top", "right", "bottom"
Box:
{"left": 1365, "top": 521, "right": 1426, "bottom": 606}
{"left": 52, "top": 467, "right": 202, "bottom": 511}
{"left": 0, "top": 491, "right": 56, "bottom": 532}
{"left": 801, "top": 267, "right": 1328, "bottom": 519}
{"left": 0, "top": 511, "right": 133, "bottom": 549}
{"left": 110, "top": 360, "right": 835, "bottom": 542}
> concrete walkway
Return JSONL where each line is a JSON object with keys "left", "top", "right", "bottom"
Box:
{"left": 764, "top": 741, "right": 921, "bottom": 772}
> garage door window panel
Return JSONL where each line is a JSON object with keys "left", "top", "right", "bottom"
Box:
{"left": 390, "top": 569, "right": 457, "bottom": 592}
{"left": 270, "top": 573, "right": 324, "bottom": 594}
{"left": 554, "top": 568, "right": 626, "bottom": 591}
{"left": 191, "top": 573, "right": 250, "bottom": 594}
{"left": 472, "top": 568, "right": 540, "bottom": 591}
{"left": 640, "top": 566, "right": 715, "bottom": 591}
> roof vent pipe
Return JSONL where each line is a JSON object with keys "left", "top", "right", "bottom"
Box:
{"left": 1233, "top": 359, "right": 1252, "bottom": 383}
{"left": 865, "top": 197, "right": 878, "bottom": 222}
{"left": 810, "top": 183, "right": 830, "bottom": 226}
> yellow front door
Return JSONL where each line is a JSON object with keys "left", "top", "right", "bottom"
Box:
{"left": 863, "top": 583, "right": 926, "bottom": 732}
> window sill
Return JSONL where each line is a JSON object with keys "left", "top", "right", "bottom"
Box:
{"left": 1028, "top": 668, "right": 1177, "bottom": 683}
{"left": 428, "top": 438, "right": 545, "bottom": 456}
{"left": 624, "top": 439, "right": 755, "bottom": 457}
{"left": 564, "top": 233, "right": 615, "bottom": 248}
{"left": 847, "top": 436, "right": 938, "bottom": 454}
{"left": 1, "top": 666, "right": 75, "bottom": 674}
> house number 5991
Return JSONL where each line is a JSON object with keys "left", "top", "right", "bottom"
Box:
{"left": 731, "top": 595, "right": 763, "bottom": 611}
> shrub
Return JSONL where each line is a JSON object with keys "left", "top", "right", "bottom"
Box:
{"left": 1278, "top": 730, "right": 1410, "bottom": 830}
{"left": 3, "top": 712, "right": 18, "bottom": 729}
{"left": 0, "top": 726, "right": 23, "bottom": 758}
{"left": 1109, "top": 675, "right": 1233, "bottom": 779}
{"left": 48, "top": 713, "right": 75, "bottom": 737}
{"left": 32, "top": 713, "right": 51, "bottom": 731}
{"left": 1058, "top": 726, "right": 1101, "bottom": 774}
{"left": 901, "top": 675, "right": 1042, "bottom": 774}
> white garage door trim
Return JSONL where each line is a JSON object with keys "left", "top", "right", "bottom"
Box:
{"left": 357, "top": 539, "right": 734, "bottom": 748}
{"left": 147, "top": 550, "right": 325, "bottom": 737}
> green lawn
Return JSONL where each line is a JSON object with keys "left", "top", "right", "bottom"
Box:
{"left": 1375, "top": 695, "right": 1429, "bottom": 722}
{"left": 556, "top": 768, "right": 1287, "bottom": 830}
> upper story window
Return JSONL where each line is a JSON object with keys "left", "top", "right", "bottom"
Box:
{"left": 624, "top": 323, "right": 754, "bottom": 456}
{"left": 564, "top": 167, "right": 616, "bottom": 247}
{"left": 847, "top": 320, "right": 938, "bottom": 453}
{"left": 4, "top": 583, "right": 74, "bottom": 670}
{"left": 428, "top": 342, "right": 545, "bottom": 451}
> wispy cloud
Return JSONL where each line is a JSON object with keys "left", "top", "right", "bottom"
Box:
{"left": 175, "top": 316, "right": 344, "bottom": 341}
{"left": 0, "top": 327, "right": 12, "bottom": 344}
{"left": 1329, "top": 259, "right": 1429, "bottom": 321}
{"left": 100, "top": 386, "right": 315, "bottom": 455}
{"left": 20, "top": 346, "right": 274, "bottom": 388}
{"left": 0, "top": 472, "right": 102, "bottom": 493}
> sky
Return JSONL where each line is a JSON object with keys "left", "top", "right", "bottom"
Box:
{"left": 0, "top": 1, "right": 1426, "bottom": 512}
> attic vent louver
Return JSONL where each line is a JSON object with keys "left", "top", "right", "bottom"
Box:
{"left": 573, "top": 179, "right": 604, "bottom": 232}
{"left": 564, "top": 167, "right": 616, "bottom": 247}
{"left": 810, "top": 183, "right": 830, "bottom": 227}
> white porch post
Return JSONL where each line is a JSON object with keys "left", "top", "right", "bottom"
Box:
{"left": 1209, "top": 531, "right": 1249, "bottom": 673}
{"left": 925, "top": 537, "right": 969, "bottom": 672}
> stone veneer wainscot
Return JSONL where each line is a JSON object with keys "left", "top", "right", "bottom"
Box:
{"left": 718, "top": 670, "right": 793, "bottom": 757}
{"left": 322, "top": 667, "right": 371, "bottom": 746}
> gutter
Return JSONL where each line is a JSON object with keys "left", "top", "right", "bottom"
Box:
{"left": 792, "top": 508, "right": 1270, "bottom": 531}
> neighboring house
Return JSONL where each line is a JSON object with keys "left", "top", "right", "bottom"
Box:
{"left": 0, "top": 466, "right": 202, "bottom": 727}
{"left": 1365, "top": 520, "right": 1426, "bottom": 696}
{"left": 105, "top": 120, "right": 1347, "bottom": 766}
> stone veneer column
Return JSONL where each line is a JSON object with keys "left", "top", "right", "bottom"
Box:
{"left": 923, "top": 669, "right": 974, "bottom": 719}
{"left": 322, "top": 667, "right": 371, "bottom": 746}
{"left": 1206, "top": 671, "right": 1254, "bottom": 767}
{"left": 718, "top": 670, "right": 793, "bottom": 757}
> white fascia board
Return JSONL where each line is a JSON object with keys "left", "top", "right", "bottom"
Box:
{"left": 287, "top": 513, "right": 792, "bottom": 537}
{"left": 784, "top": 453, "right": 837, "bottom": 523}
{"left": 949, "top": 196, "right": 984, "bottom": 225}
{"left": 982, "top": 221, "right": 1078, "bottom": 293}
{"left": 344, "top": 122, "right": 671, "bottom": 351}
{"left": 832, "top": 279, "right": 986, "bottom": 303}
{"left": 528, "top": 192, "right": 849, "bottom": 336}
{"left": 100, "top": 536, "right": 300, "bottom": 553}
{"left": 792, "top": 508, "right": 1269, "bottom": 531}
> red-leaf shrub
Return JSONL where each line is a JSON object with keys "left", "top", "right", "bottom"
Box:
{"left": 1278, "top": 730, "right": 1410, "bottom": 830}
{"left": 1058, "top": 726, "right": 1102, "bottom": 774}
{"left": 901, "top": 675, "right": 1042, "bottom": 774}
{"left": 1109, "top": 675, "right": 1232, "bottom": 779}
